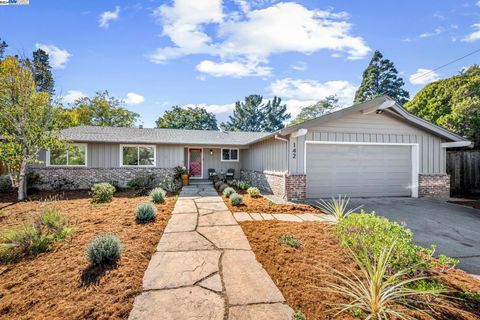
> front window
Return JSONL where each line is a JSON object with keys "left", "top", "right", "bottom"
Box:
{"left": 49, "top": 144, "right": 86, "bottom": 166}
{"left": 221, "top": 148, "right": 239, "bottom": 161}
{"left": 121, "top": 145, "right": 155, "bottom": 166}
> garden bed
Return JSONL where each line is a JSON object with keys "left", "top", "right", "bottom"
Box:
{"left": 240, "top": 221, "right": 480, "bottom": 320}
{"left": 0, "top": 190, "right": 176, "bottom": 320}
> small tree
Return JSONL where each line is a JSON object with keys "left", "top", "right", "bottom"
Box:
{"left": 0, "top": 56, "right": 66, "bottom": 201}
{"left": 156, "top": 105, "right": 218, "bottom": 130}
{"left": 290, "top": 95, "right": 339, "bottom": 125}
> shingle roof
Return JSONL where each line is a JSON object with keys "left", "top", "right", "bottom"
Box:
{"left": 59, "top": 126, "right": 270, "bottom": 146}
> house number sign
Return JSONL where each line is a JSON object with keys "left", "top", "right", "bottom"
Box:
{"left": 292, "top": 142, "right": 296, "bottom": 159}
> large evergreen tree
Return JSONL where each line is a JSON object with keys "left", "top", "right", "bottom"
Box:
{"left": 32, "top": 48, "right": 55, "bottom": 96}
{"left": 290, "top": 95, "right": 339, "bottom": 126}
{"left": 156, "top": 106, "right": 218, "bottom": 130}
{"left": 0, "top": 37, "right": 7, "bottom": 60}
{"left": 354, "top": 50, "right": 409, "bottom": 105}
{"left": 221, "top": 94, "right": 290, "bottom": 132}
{"left": 405, "top": 65, "right": 480, "bottom": 145}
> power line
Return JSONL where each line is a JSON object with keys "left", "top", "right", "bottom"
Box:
{"left": 410, "top": 47, "right": 480, "bottom": 81}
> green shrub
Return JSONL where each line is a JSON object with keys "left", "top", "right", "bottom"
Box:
{"left": 127, "top": 174, "right": 157, "bottom": 195}
{"left": 460, "top": 290, "right": 480, "bottom": 302}
{"left": 223, "top": 187, "right": 235, "bottom": 197}
{"left": 0, "top": 175, "right": 13, "bottom": 192}
{"left": 336, "top": 212, "right": 435, "bottom": 274}
{"left": 218, "top": 184, "right": 229, "bottom": 193}
{"left": 90, "top": 183, "right": 116, "bottom": 203}
{"left": 159, "top": 177, "right": 181, "bottom": 193}
{"left": 150, "top": 188, "right": 166, "bottom": 204}
{"left": 407, "top": 279, "right": 448, "bottom": 292}
{"left": 236, "top": 180, "right": 250, "bottom": 190}
{"left": 214, "top": 180, "right": 223, "bottom": 190}
{"left": 40, "top": 206, "right": 73, "bottom": 240}
{"left": 292, "top": 311, "right": 306, "bottom": 320}
{"left": 247, "top": 187, "right": 261, "bottom": 197}
{"left": 229, "top": 193, "right": 243, "bottom": 206}
{"left": 135, "top": 202, "right": 157, "bottom": 222}
{"left": 278, "top": 234, "right": 302, "bottom": 249}
{"left": 86, "top": 234, "right": 122, "bottom": 266}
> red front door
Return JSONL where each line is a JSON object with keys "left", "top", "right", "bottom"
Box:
{"left": 189, "top": 149, "right": 202, "bottom": 178}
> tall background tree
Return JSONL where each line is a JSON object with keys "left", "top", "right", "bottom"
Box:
{"left": 0, "top": 37, "right": 7, "bottom": 60}
{"left": 156, "top": 106, "right": 217, "bottom": 130}
{"left": 0, "top": 56, "right": 65, "bottom": 200}
{"left": 290, "top": 95, "right": 339, "bottom": 126}
{"left": 354, "top": 50, "right": 409, "bottom": 105}
{"left": 61, "top": 90, "right": 139, "bottom": 127}
{"left": 221, "top": 94, "right": 290, "bottom": 132}
{"left": 32, "top": 48, "right": 55, "bottom": 96}
{"left": 405, "top": 65, "right": 480, "bottom": 146}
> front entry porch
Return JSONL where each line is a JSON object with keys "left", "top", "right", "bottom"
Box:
{"left": 185, "top": 147, "right": 242, "bottom": 180}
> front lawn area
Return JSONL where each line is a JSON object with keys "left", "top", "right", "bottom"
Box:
{"left": 0, "top": 190, "right": 176, "bottom": 319}
{"left": 241, "top": 220, "right": 480, "bottom": 320}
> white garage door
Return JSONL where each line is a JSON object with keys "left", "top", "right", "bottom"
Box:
{"left": 306, "top": 143, "right": 413, "bottom": 198}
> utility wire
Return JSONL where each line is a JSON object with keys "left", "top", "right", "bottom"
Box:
{"left": 410, "top": 47, "right": 480, "bottom": 81}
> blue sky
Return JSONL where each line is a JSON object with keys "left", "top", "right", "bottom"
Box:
{"left": 1, "top": 0, "right": 480, "bottom": 127}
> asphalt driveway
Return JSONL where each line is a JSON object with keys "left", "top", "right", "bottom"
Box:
{"left": 310, "top": 197, "right": 480, "bottom": 276}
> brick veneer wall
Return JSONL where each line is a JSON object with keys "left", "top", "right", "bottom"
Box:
{"left": 419, "top": 174, "right": 450, "bottom": 198}
{"left": 240, "top": 170, "right": 286, "bottom": 198}
{"left": 29, "top": 167, "right": 176, "bottom": 190}
{"left": 285, "top": 174, "right": 306, "bottom": 201}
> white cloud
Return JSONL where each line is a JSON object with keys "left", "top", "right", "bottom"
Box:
{"left": 462, "top": 23, "right": 480, "bottom": 42}
{"left": 35, "top": 43, "right": 72, "bottom": 69}
{"left": 61, "top": 90, "right": 86, "bottom": 104}
{"left": 477, "top": 0, "right": 480, "bottom": 7}
{"left": 409, "top": 68, "right": 440, "bottom": 85}
{"left": 99, "top": 6, "right": 120, "bottom": 28}
{"left": 149, "top": 1, "right": 370, "bottom": 77}
{"left": 419, "top": 27, "right": 444, "bottom": 39}
{"left": 269, "top": 78, "right": 356, "bottom": 106}
{"left": 196, "top": 60, "right": 272, "bottom": 77}
{"left": 124, "top": 92, "right": 145, "bottom": 105}
{"left": 183, "top": 102, "right": 235, "bottom": 114}
{"left": 291, "top": 61, "right": 307, "bottom": 71}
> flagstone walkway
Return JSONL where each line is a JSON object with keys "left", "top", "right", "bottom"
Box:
{"left": 129, "top": 184, "right": 294, "bottom": 320}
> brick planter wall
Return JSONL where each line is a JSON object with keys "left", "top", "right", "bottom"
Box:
{"left": 285, "top": 174, "right": 306, "bottom": 201}
{"left": 28, "top": 167, "right": 176, "bottom": 190}
{"left": 240, "top": 170, "right": 286, "bottom": 198}
{"left": 419, "top": 174, "right": 450, "bottom": 198}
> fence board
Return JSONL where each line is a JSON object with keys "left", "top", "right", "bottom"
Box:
{"left": 447, "top": 150, "right": 480, "bottom": 194}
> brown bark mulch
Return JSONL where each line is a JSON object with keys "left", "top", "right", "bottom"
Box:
{"left": 222, "top": 193, "right": 321, "bottom": 214}
{"left": 240, "top": 221, "right": 480, "bottom": 320}
{"left": 0, "top": 190, "right": 176, "bottom": 320}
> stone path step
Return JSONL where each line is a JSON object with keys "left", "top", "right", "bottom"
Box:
{"left": 233, "top": 212, "right": 335, "bottom": 223}
{"left": 129, "top": 184, "right": 293, "bottom": 320}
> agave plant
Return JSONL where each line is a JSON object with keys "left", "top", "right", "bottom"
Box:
{"left": 324, "top": 243, "right": 445, "bottom": 320}
{"left": 316, "top": 195, "right": 362, "bottom": 223}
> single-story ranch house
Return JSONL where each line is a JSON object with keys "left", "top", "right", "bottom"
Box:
{"left": 31, "top": 96, "right": 472, "bottom": 200}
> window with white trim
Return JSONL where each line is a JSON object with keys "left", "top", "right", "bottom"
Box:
{"left": 221, "top": 148, "right": 239, "bottom": 162}
{"left": 49, "top": 144, "right": 87, "bottom": 166}
{"left": 121, "top": 145, "right": 155, "bottom": 166}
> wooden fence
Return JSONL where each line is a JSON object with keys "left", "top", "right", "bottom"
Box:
{"left": 447, "top": 150, "right": 480, "bottom": 194}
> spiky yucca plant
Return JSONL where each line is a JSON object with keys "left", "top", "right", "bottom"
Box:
{"left": 316, "top": 195, "right": 362, "bottom": 223}
{"left": 324, "top": 243, "right": 445, "bottom": 319}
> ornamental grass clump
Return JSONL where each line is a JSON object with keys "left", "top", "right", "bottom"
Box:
{"left": 316, "top": 195, "right": 362, "bottom": 223}
{"left": 86, "top": 234, "right": 122, "bottom": 266}
{"left": 135, "top": 202, "right": 157, "bottom": 222}
{"left": 223, "top": 187, "right": 235, "bottom": 197}
{"left": 90, "top": 183, "right": 116, "bottom": 203}
{"left": 236, "top": 180, "right": 250, "bottom": 190}
{"left": 230, "top": 193, "right": 243, "bottom": 206}
{"left": 150, "top": 188, "right": 166, "bottom": 204}
{"left": 247, "top": 187, "right": 261, "bottom": 197}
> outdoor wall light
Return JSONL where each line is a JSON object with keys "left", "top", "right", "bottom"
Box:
{"left": 209, "top": 149, "right": 213, "bottom": 155}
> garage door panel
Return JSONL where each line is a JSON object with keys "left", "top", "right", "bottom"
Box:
{"left": 306, "top": 144, "right": 412, "bottom": 198}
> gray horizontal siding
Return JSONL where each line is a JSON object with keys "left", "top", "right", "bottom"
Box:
{"left": 290, "top": 111, "right": 446, "bottom": 175}
{"left": 242, "top": 138, "right": 288, "bottom": 173}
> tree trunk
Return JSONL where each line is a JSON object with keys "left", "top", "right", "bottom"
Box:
{"left": 17, "top": 161, "right": 27, "bottom": 201}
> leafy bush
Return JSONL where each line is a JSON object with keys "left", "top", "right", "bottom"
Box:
{"left": 127, "top": 174, "right": 157, "bottom": 195}
{"left": 278, "top": 234, "right": 302, "bottom": 249}
{"left": 218, "top": 184, "right": 228, "bottom": 193}
{"left": 0, "top": 175, "right": 13, "bottom": 192}
{"left": 247, "top": 187, "right": 261, "bottom": 197}
{"left": 159, "top": 177, "right": 181, "bottom": 193}
{"left": 460, "top": 290, "right": 480, "bottom": 303}
{"left": 214, "top": 180, "right": 223, "bottom": 190}
{"left": 0, "top": 207, "right": 73, "bottom": 262}
{"left": 135, "top": 202, "right": 157, "bottom": 222}
{"left": 223, "top": 187, "right": 235, "bottom": 197}
{"left": 90, "top": 183, "right": 116, "bottom": 203}
{"left": 316, "top": 195, "right": 361, "bottom": 223}
{"left": 175, "top": 166, "right": 189, "bottom": 178}
{"left": 236, "top": 180, "right": 250, "bottom": 190}
{"left": 150, "top": 188, "right": 166, "bottom": 204}
{"left": 437, "top": 254, "right": 459, "bottom": 272}
{"left": 292, "top": 311, "right": 306, "bottom": 320}
{"left": 229, "top": 193, "right": 243, "bottom": 206}
{"left": 86, "top": 234, "right": 122, "bottom": 266}
{"left": 336, "top": 212, "right": 435, "bottom": 274}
